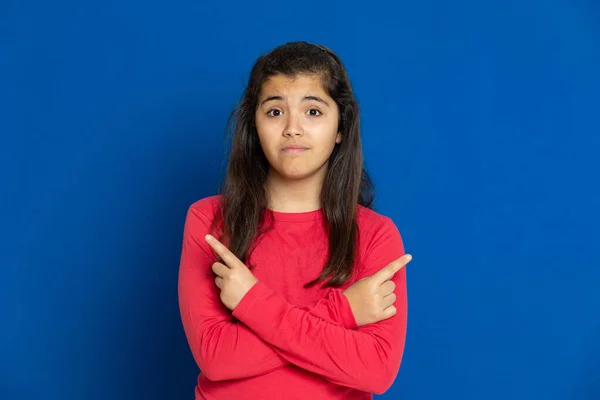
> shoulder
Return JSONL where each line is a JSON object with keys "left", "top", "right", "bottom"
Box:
{"left": 183, "top": 195, "right": 224, "bottom": 236}
{"left": 356, "top": 205, "right": 401, "bottom": 241}
{"left": 355, "top": 205, "right": 405, "bottom": 273}
{"left": 188, "top": 194, "right": 223, "bottom": 219}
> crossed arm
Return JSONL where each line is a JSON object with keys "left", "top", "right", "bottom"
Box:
{"left": 177, "top": 206, "right": 407, "bottom": 394}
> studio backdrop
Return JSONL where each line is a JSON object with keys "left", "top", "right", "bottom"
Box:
{"left": 1, "top": 1, "right": 598, "bottom": 399}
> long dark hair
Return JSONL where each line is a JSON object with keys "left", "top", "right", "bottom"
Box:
{"left": 212, "top": 41, "right": 374, "bottom": 288}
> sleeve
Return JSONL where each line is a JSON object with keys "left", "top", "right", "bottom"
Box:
{"left": 231, "top": 216, "right": 407, "bottom": 395}
{"left": 177, "top": 205, "right": 358, "bottom": 382}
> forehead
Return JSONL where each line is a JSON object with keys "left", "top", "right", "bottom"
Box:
{"left": 260, "top": 73, "right": 328, "bottom": 97}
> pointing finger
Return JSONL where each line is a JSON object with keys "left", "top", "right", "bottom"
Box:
{"left": 372, "top": 254, "right": 412, "bottom": 285}
{"left": 205, "top": 234, "right": 242, "bottom": 268}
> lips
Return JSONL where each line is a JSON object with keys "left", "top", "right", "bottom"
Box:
{"left": 282, "top": 145, "right": 309, "bottom": 153}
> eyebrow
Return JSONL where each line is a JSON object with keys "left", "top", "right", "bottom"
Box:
{"left": 259, "top": 95, "right": 330, "bottom": 107}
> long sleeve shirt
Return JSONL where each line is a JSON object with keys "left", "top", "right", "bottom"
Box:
{"left": 178, "top": 195, "right": 408, "bottom": 400}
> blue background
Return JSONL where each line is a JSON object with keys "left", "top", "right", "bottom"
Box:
{"left": 2, "top": 1, "right": 599, "bottom": 399}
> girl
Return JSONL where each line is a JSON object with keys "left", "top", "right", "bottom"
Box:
{"left": 178, "top": 41, "right": 412, "bottom": 400}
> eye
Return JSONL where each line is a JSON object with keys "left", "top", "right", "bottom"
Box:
{"left": 307, "top": 108, "right": 322, "bottom": 117}
{"left": 266, "top": 109, "right": 282, "bottom": 117}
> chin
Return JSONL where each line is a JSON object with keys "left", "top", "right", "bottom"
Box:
{"left": 275, "top": 165, "right": 326, "bottom": 181}
{"left": 280, "top": 170, "right": 312, "bottom": 180}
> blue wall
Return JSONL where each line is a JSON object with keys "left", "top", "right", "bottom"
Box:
{"left": 2, "top": 1, "right": 599, "bottom": 399}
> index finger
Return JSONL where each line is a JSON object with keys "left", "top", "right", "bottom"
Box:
{"left": 371, "top": 254, "right": 412, "bottom": 285}
{"left": 205, "top": 234, "right": 240, "bottom": 268}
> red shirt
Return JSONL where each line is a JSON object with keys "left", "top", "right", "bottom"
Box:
{"left": 178, "top": 195, "right": 408, "bottom": 400}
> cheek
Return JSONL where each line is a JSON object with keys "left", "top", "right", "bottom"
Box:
{"left": 256, "top": 126, "right": 280, "bottom": 159}
{"left": 313, "top": 131, "right": 339, "bottom": 156}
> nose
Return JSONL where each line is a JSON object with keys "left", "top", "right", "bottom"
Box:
{"left": 283, "top": 113, "right": 304, "bottom": 138}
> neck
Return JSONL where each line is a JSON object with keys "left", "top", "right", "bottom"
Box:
{"left": 265, "top": 169, "right": 325, "bottom": 213}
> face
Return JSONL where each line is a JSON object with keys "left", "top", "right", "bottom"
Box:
{"left": 255, "top": 73, "right": 342, "bottom": 182}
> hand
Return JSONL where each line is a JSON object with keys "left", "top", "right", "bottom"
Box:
{"left": 343, "top": 254, "right": 412, "bottom": 327}
{"left": 205, "top": 234, "right": 259, "bottom": 311}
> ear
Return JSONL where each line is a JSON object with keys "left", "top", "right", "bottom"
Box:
{"left": 335, "top": 132, "right": 343, "bottom": 143}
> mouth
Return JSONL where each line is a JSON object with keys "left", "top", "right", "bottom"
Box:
{"left": 282, "top": 146, "right": 309, "bottom": 154}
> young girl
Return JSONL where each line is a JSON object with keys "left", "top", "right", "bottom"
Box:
{"left": 178, "top": 41, "right": 412, "bottom": 400}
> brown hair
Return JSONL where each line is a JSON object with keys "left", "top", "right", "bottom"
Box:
{"left": 213, "top": 41, "right": 374, "bottom": 288}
